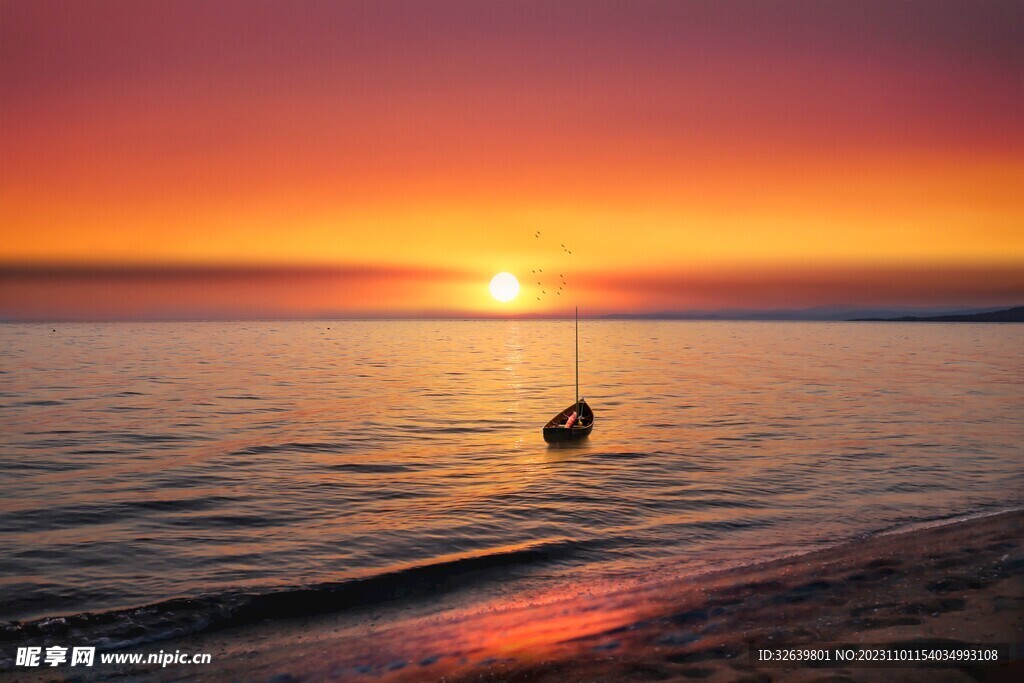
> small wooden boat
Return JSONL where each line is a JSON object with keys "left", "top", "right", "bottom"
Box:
{"left": 543, "top": 397, "right": 594, "bottom": 443}
{"left": 542, "top": 306, "right": 594, "bottom": 443}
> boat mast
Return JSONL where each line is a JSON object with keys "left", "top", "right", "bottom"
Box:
{"left": 575, "top": 305, "right": 579, "bottom": 422}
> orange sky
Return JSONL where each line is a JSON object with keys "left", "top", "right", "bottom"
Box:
{"left": 1, "top": 0, "right": 1022, "bottom": 319}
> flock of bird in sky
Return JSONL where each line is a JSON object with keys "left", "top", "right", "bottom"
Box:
{"left": 531, "top": 230, "right": 572, "bottom": 301}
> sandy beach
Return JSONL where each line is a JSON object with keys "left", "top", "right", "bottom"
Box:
{"left": 10, "top": 508, "right": 1016, "bottom": 682}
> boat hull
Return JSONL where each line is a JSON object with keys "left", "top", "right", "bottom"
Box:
{"left": 542, "top": 399, "right": 594, "bottom": 443}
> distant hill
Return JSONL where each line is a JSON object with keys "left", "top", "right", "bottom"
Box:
{"left": 852, "top": 306, "right": 1024, "bottom": 322}
{"left": 597, "top": 305, "right": 1017, "bottom": 322}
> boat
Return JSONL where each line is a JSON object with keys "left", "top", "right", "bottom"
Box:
{"left": 542, "top": 397, "right": 593, "bottom": 443}
{"left": 542, "top": 306, "right": 594, "bottom": 443}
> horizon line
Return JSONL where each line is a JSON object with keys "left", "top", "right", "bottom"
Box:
{"left": 2, "top": 304, "right": 1020, "bottom": 324}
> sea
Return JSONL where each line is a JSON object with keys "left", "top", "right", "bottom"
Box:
{"left": 1, "top": 320, "right": 1021, "bottom": 659}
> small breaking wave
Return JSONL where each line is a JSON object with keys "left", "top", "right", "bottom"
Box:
{"left": 0, "top": 539, "right": 589, "bottom": 663}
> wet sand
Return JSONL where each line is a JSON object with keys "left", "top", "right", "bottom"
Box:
{"left": 441, "top": 509, "right": 1024, "bottom": 683}
{"left": 8, "top": 509, "right": 1022, "bottom": 682}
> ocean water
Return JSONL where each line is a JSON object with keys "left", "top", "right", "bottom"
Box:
{"left": 1, "top": 320, "right": 1021, "bottom": 652}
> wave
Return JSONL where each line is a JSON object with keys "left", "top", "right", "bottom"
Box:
{"left": 0, "top": 539, "right": 588, "bottom": 662}
{"left": 229, "top": 441, "right": 355, "bottom": 456}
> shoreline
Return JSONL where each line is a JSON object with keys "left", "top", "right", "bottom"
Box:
{"left": 9, "top": 508, "right": 1020, "bottom": 682}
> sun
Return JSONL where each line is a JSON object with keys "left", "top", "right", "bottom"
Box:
{"left": 489, "top": 272, "right": 520, "bottom": 302}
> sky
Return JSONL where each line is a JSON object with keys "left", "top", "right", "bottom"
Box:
{"left": 1, "top": 0, "right": 1022, "bottom": 319}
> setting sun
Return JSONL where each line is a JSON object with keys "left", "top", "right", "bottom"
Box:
{"left": 489, "top": 272, "right": 520, "bottom": 302}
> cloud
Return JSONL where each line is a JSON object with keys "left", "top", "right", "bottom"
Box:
{"left": 0, "top": 263, "right": 476, "bottom": 320}
{"left": 574, "top": 264, "right": 1024, "bottom": 311}
{"left": 2, "top": 262, "right": 1021, "bottom": 320}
